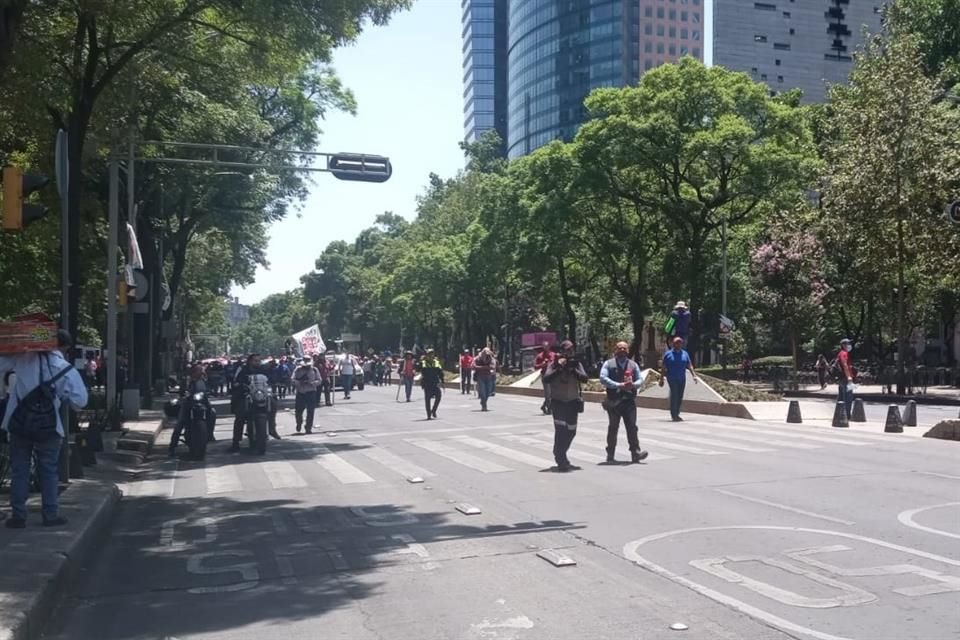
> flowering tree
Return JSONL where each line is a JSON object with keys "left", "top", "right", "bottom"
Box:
{"left": 749, "top": 220, "right": 830, "bottom": 370}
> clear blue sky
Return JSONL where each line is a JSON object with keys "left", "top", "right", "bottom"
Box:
{"left": 232, "top": 0, "right": 465, "bottom": 305}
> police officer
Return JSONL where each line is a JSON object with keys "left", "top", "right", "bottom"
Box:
{"left": 417, "top": 348, "right": 444, "bottom": 420}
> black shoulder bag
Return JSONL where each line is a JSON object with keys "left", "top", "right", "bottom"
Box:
{"left": 8, "top": 355, "right": 74, "bottom": 442}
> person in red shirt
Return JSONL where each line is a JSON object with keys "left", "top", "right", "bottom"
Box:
{"left": 837, "top": 338, "right": 855, "bottom": 418}
{"left": 534, "top": 342, "right": 555, "bottom": 415}
{"left": 459, "top": 349, "right": 474, "bottom": 395}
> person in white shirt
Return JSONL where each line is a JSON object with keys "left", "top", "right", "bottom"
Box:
{"left": 0, "top": 330, "right": 88, "bottom": 528}
{"left": 337, "top": 350, "right": 358, "bottom": 399}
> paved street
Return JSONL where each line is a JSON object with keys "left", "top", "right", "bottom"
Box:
{"left": 44, "top": 385, "right": 960, "bottom": 640}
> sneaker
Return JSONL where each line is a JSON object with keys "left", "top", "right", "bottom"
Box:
{"left": 671, "top": 416, "right": 683, "bottom": 422}
{"left": 631, "top": 450, "right": 649, "bottom": 463}
{"left": 5, "top": 517, "right": 25, "bottom": 529}
{"left": 42, "top": 516, "right": 69, "bottom": 527}
{"left": 295, "top": 426, "right": 302, "bottom": 433}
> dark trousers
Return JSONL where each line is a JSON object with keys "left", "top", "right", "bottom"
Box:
{"left": 668, "top": 378, "right": 686, "bottom": 419}
{"left": 606, "top": 400, "right": 639, "bottom": 455}
{"left": 460, "top": 370, "right": 472, "bottom": 394}
{"left": 232, "top": 413, "right": 246, "bottom": 446}
{"left": 551, "top": 400, "right": 579, "bottom": 466}
{"left": 541, "top": 377, "right": 552, "bottom": 413}
{"left": 424, "top": 385, "right": 441, "bottom": 417}
{"left": 295, "top": 391, "right": 317, "bottom": 431}
{"left": 838, "top": 382, "right": 853, "bottom": 418}
{"left": 317, "top": 380, "right": 332, "bottom": 406}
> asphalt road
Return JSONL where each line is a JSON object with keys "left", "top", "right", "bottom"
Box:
{"left": 44, "top": 385, "right": 960, "bottom": 640}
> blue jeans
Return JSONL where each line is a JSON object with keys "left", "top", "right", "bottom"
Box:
{"left": 340, "top": 374, "right": 354, "bottom": 397}
{"left": 477, "top": 376, "right": 495, "bottom": 409}
{"left": 402, "top": 376, "right": 414, "bottom": 401}
{"left": 838, "top": 382, "right": 853, "bottom": 418}
{"left": 9, "top": 434, "right": 62, "bottom": 521}
{"left": 668, "top": 378, "right": 686, "bottom": 419}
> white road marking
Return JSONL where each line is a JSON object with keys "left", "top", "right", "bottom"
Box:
{"left": 127, "top": 459, "right": 179, "bottom": 498}
{"left": 581, "top": 430, "right": 727, "bottom": 455}
{"left": 186, "top": 550, "right": 259, "bottom": 594}
{"left": 313, "top": 444, "right": 375, "bottom": 484}
{"left": 663, "top": 426, "right": 821, "bottom": 450}
{"left": 694, "top": 423, "right": 872, "bottom": 447}
{"left": 645, "top": 431, "right": 774, "bottom": 453}
{"left": 623, "top": 526, "right": 960, "bottom": 640}
{"left": 262, "top": 461, "right": 308, "bottom": 489}
{"left": 406, "top": 439, "right": 513, "bottom": 473}
{"left": 713, "top": 489, "right": 855, "bottom": 525}
{"left": 897, "top": 503, "right": 960, "bottom": 540}
{"left": 745, "top": 421, "right": 915, "bottom": 444}
{"left": 357, "top": 445, "right": 436, "bottom": 479}
{"left": 205, "top": 465, "right": 243, "bottom": 494}
{"left": 918, "top": 471, "right": 960, "bottom": 481}
{"left": 452, "top": 435, "right": 554, "bottom": 468}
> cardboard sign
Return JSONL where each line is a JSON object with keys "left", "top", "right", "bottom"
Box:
{"left": 0, "top": 313, "right": 58, "bottom": 354}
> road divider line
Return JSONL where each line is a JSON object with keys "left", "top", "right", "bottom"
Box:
{"left": 358, "top": 445, "right": 437, "bottom": 479}
{"left": 713, "top": 489, "right": 855, "bottom": 525}
{"left": 406, "top": 438, "right": 513, "bottom": 473}
{"left": 313, "top": 444, "right": 375, "bottom": 484}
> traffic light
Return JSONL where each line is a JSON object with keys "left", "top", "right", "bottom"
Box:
{"left": 328, "top": 154, "right": 392, "bottom": 183}
{"left": 117, "top": 279, "right": 133, "bottom": 307}
{"left": 2, "top": 166, "right": 50, "bottom": 232}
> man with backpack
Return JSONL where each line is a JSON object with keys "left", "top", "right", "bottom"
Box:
{"left": 0, "top": 330, "right": 88, "bottom": 528}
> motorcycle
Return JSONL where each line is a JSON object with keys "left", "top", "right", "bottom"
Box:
{"left": 244, "top": 374, "right": 273, "bottom": 455}
{"left": 184, "top": 391, "right": 214, "bottom": 461}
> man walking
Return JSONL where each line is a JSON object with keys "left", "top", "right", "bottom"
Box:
{"left": 338, "top": 350, "right": 358, "bottom": 400}
{"left": 659, "top": 336, "right": 698, "bottom": 421}
{"left": 599, "top": 341, "right": 649, "bottom": 463}
{"left": 316, "top": 355, "right": 334, "bottom": 407}
{"left": 543, "top": 340, "right": 588, "bottom": 472}
{"left": 293, "top": 356, "right": 320, "bottom": 433}
{"left": 665, "top": 301, "right": 692, "bottom": 345}
{"left": 473, "top": 347, "right": 496, "bottom": 411}
{"left": 459, "top": 349, "right": 474, "bottom": 395}
{"left": 0, "top": 330, "right": 88, "bottom": 528}
{"left": 837, "top": 338, "right": 855, "bottom": 418}
{"left": 399, "top": 351, "right": 416, "bottom": 402}
{"left": 417, "top": 349, "right": 444, "bottom": 419}
{"left": 534, "top": 341, "right": 555, "bottom": 415}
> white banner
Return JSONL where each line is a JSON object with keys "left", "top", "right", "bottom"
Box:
{"left": 292, "top": 324, "right": 325, "bottom": 356}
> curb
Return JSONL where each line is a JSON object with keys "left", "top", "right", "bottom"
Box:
{"left": 0, "top": 482, "right": 121, "bottom": 640}
{"left": 441, "top": 381, "right": 754, "bottom": 420}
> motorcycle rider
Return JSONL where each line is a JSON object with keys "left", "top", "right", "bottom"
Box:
{"left": 169, "top": 363, "right": 216, "bottom": 458}
{"left": 230, "top": 354, "right": 280, "bottom": 450}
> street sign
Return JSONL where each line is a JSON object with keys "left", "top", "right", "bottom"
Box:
{"left": 947, "top": 200, "right": 960, "bottom": 224}
{"left": 719, "top": 314, "right": 736, "bottom": 339}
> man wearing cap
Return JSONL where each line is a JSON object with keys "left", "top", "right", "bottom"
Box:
{"left": 459, "top": 349, "right": 474, "bottom": 395}
{"left": 659, "top": 336, "right": 699, "bottom": 421}
{"left": 417, "top": 349, "right": 444, "bottom": 419}
{"left": 666, "top": 301, "right": 692, "bottom": 345}
{"left": 837, "top": 338, "right": 855, "bottom": 418}
{"left": 293, "top": 356, "right": 320, "bottom": 433}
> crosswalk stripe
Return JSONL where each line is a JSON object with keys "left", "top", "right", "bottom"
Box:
{"left": 406, "top": 439, "right": 513, "bottom": 473}
{"left": 358, "top": 446, "right": 437, "bottom": 479}
{"left": 695, "top": 423, "right": 873, "bottom": 446}
{"left": 205, "top": 465, "right": 243, "bottom": 494}
{"left": 498, "top": 433, "right": 675, "bottom": 462}
{"left": 262, "top": 460, "right": 308, "bottom": 489}
{"left": 313, "top": 444, "right": 375, "bottom": 484}
{"left": 578, "top": 427, "right": 727, "bottom": 455}
{"left": 451, "top": 435, "right": 555, "bottom": 468}
{"left": 662, "top": 426, "right": 821, "bottom": 450}
{"left": 639, "top": 431, "right": 774, "bottom": 453}
{"left": 724, "top": 420, "right": 912, "bottom": 444}
{"left": 127, "top": 459, "right": 178, "bottom": 497}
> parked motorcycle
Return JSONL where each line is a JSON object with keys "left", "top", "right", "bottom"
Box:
{"left": 244, "top": 374, "right": 273, "bottom": 455}
{"left": 183, "top": 391, "right": 214, "bottom": 460}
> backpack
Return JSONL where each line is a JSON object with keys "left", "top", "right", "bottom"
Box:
{"left": 8, "top": 355, "right": 74, "bottom": 442}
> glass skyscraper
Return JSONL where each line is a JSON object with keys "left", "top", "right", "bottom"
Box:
{"left": 462, "top": 0, "right": 509, "bottom": 150}
{"left": 463, "top": 0, "right": 700, "bottom": 159}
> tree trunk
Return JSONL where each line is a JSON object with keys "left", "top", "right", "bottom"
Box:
{"left": 895, "top": 218, "right": 908, "bottom": 395}
{"left": 791, "top": 330, "right": 799, "bottom": 373}
{"left": 65, "top": 116, "right": 90, "bottom": 339}
{"left": 629, "top": 299, "right": 645, "bottom": 365}
{"left": 556, "top": 256, "right": 577, "bottom": 342}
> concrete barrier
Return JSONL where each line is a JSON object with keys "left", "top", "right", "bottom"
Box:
{"left": 786, "top": 400, "right": 803, "bottom": 423}
{"left": 850, "top": 398, "right": 866, "bottom": 422}
{"left": 884, "top": 405, "right": 904, "bottom": 433}
{"left": 831, "top": 401, "right": 849, "bottom": 428}
{"left": 903, "top": 400, "right": 918, "bottom": 427}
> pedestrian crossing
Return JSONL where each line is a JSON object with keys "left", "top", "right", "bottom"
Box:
{"left": 132, "top": 417, "right": 919, "bottom": 498}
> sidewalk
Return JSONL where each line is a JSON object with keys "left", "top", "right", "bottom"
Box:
{"left": 785, "top": 383, "right": 960, "bottom": 405}
{"left": 0, "top": 410, "right": 169, "bottom": 640}
{"left": 744, "top": 399, "right": 960, "bottom": 438}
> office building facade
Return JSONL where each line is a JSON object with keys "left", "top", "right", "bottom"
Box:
{"left": 713, "top": 0, "right": 884, "bottom": 103}
{"left": 462, "top": 0, "right": 509, "bottom": 150}
{"left": 463, "top": 0, "right": 701, "bottom": 159}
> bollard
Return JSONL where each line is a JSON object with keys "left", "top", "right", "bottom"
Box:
{"left": 831, "top": 401, "right": 849, "bottom": 428}
{"left": 884, "top": 405, "right": 904, "bottom": 433}
{"left": 786, "top": 400, "right": 803, "bottom": 424}
{"left": 850, "top": 398, "right": 867, "bottom": 422}
{"left": 903, "top": 400, "right": 917, "bottom": 427}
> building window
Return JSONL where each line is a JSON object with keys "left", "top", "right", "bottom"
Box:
{"left": 645, "top": 59, "right": 653, "bottom": 70}
{"left": 669, "top": 26, "right": 676, "bottom": 38}
{"left": 669, "top": 9, "right": 676, "bottom": 19}
{"left": 789, "top": 27, "right": 795, "bottom": 35}
{"left": 773, "top": 42, "right": 791, "bottom": 50}
{"left": 681, "top": 10, "right": 688, "bottom": 21}
{"left": 777, "top": 75, "right": 784, "bottom": 82}
{"left": 657, "top": 7, "right": 664, "bottom": 18}
{"left": 751, "top": 67, "right": 758, "bottom": 73}
{"left": 760, "top": 73, "right": 767, "bottom": 80}
{"left": 657, "top": 42, "right": 665, "bottom": 54}
{"left": 754, "top": 2, "right": 776, "bottom": 9}
{"left": 645, "top": 23, "right": 653, "bottom": 35}
{"left": 657, "top": 24, "right": 665, "bottom": 36}
{"left": 645, "top": 41, "right": 653, "bottom": 52}
{"left": 783, "top": 11, "right": 791, "bottom": 17}
{"left": 645, "top": 6, "right": 653, "bottom": 16}
{"left": 669, "top": 44, "right": 676, "bottom": 55}
{"left": 775, "top": 59, "right": 781, "bottom": 65}
{"left": 692, "top": 47, "right": 700, "bottom": 57}
{"left": 754, "top": 34, "right": 768, "bottom": 42}
{"left": 680, "top": 46, "right": 688, "bottom": 55}
{"left": 693, "top": 13, "right": 700, "bottom": 23}
{"left": 693, "top": 30, "right": 700, "bottom": 40}
{"left": 681, "top": 28, "right": 688, "bottom": 39}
